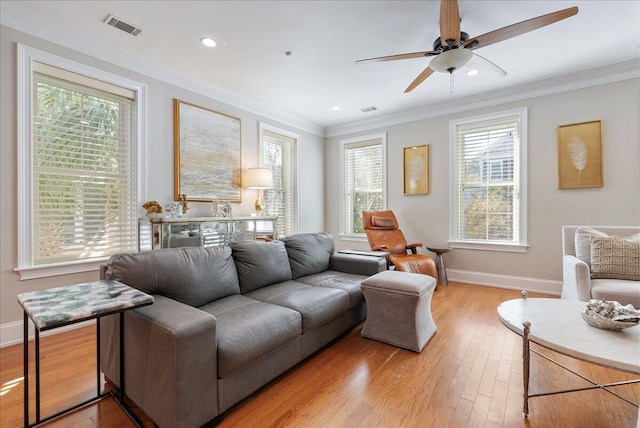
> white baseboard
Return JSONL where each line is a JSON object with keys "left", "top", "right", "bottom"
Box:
{"left": 447, "top": 269, "right": 562, "bottom": 296}
{"left": 0, "top": 319, "right": 95, "bottom": 349}
{"left": 0, "top": 270, "right": 560, "bottom": 348}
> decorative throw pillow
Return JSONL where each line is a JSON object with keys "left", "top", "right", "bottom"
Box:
{"left": 575, "top": 227, "right": 640, "bottom": 265}
{"left": 574, "top": 227, "right": 609, "bottom": 264}
{"left": 590, "top": 235, "right": 640, "bottom": 281}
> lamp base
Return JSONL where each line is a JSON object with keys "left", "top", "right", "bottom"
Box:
{"left": 254, "top": 192, "right": 265, "bottom": 216}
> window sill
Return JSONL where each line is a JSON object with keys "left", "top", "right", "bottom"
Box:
{"left": 450, "top": 241, "right": 529, "bottom": 253}
{"left": 15, "top": 259, "right": 107, "bottom": 280}
{"left": 339, "top": 234, "right": 369, "bottom": 243}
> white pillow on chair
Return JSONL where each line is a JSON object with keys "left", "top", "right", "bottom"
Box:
{"left": 574, "top": 227, "right": 609, "bottom": 264}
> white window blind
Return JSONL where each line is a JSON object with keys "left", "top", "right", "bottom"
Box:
{"left": 452, "top": 110, "right": 526, "bottom": 246}
{"left": 343, "top": 137, "right": 385, "bottom": 235}
{"left": 262, "top": 130, "right": 297, "bottom": 236}
{"left": 31, "top": 65, "right": 138, "bottom": 265}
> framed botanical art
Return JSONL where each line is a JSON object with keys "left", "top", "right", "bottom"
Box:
{"left": 404, "top": 145, "right": 429, "bottom": 195}
{"left": 174, "top": 99, "right": 242, "bottom": 202}
{"left": 557, "top": 120, "right": 603, "bottom": 189}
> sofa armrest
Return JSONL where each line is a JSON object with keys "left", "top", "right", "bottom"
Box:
{"left": 329, "top": 253, "right": 387, "bottom": 276}
{"left": 561, "top": 255, "right": 592, "bottom": 301}
{"left": 100, "top": 295, "right": 218, "bottom": 428}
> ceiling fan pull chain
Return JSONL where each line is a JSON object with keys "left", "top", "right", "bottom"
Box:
{"left": 450, "top": 72, "right": 454, "bottom": 94}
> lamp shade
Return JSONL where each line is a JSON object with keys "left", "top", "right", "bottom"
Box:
{"left": 245, "top": 167, "right": 273, "bottom": 189}
{"left": 430, "top": 48, "right": 473, "bottom": 73}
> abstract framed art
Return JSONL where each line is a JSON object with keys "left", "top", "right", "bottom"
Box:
{"left": 403, "top": 144, "right": 429, "bottom": 195}
{"left": 557, "top": 120, "right": 603, "bottom": 189}
{"left": 174, "top": 99, "right": 242, "bottom": 202}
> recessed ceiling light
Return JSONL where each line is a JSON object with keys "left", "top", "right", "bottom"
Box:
{"left": 201, "top": 37, "right": 217, "bottom": 47}
{"left": 466, "top": 69, "right": 479, "bottom": 76}
{"left": 332, "top": 106, "right": 341, "bottom": 111}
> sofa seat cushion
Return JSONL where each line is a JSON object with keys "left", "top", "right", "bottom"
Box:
{"left": 246, "top": 280, "right": 349, "bottom": 333}
{"left": 591, "top": 279, "right": 640, "bottom": 309}
{"left": 296, "top": 271, "right": 367, "bottom": 308}
{"left": 199, "top": 294, "right": 301, "bottom": 378}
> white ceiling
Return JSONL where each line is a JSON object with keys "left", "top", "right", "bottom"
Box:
{"left": 2, "top": 1, "right": 639, "bottom": 132}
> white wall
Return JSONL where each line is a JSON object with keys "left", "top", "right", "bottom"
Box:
{"left": 325, "top": 79, "right": 640, "bottom": 293}
{"left": 0, "top": 25, "right": 324, "bottom": 345}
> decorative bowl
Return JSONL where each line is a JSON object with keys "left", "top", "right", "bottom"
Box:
{"left": 581, "top": 299, "right": 640, "bottom": 331}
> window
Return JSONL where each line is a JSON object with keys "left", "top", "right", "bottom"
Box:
{"left": 17, "top": 45, "right": 145, "bottom": 279}
{"left": 260, "top": 123, "right": 298, "bottom": 237}
{"left": 340, "top": 133, "right": 387, "bottom": 238}
{"left": 450, "top": 108, "right": 528, "bottom": 252}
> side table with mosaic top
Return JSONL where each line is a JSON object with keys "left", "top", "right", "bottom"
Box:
{"left": 17, "top": 280, "right": 153, "bottom": 428}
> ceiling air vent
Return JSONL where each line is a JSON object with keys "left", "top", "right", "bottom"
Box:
{"left": 360, "top": 106, "right": 378, "bottom": 113}
{"left": 104, "top": 15, "right": 142, "bottom": 36}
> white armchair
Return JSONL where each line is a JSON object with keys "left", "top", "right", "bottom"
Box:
{"left": 562, "top": 225, "right": 640, "bottom": 308}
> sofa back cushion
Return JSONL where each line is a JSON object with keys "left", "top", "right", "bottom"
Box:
{"left": 106, "top": 246, "right": 240, "bottom": 307}
{"left": 281, "top": 232, "right": 335, "bottom": 279}
{"left": 231, "top": 240, "right": 292, "bottom": 293}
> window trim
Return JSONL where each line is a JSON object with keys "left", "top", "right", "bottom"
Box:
{"left": 449, "top": 108, "right": 528, "bottom": 253}
{"left": 258, "top": 122, "right": 300, "bottom": 236}
{"left": 16, "top": 44, "right": 146, "bottom": 279}
{"left": 339, "top": 132, "right": 387, "bottom": 241}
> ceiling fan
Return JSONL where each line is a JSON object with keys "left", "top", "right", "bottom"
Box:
{"left": 356, "top": 1, "right": 578, "bottom": 93}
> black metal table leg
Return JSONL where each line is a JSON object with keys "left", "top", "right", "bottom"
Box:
{"left": 35, "top": 327, "right": 40, "bottom": 423}
{"left": 23, "top": 312, "right": 29, "bottom": 428}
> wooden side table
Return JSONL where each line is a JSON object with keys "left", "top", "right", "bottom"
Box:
{"left": 425, "top": 246, "right": 452, "bottom": 285}
{"left": 17, "top": 280, "right": 153, "bottom": 427}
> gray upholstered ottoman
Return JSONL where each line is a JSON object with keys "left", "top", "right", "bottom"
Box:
{"left": 360, "top": 270, "right": 437, "bottom": 352}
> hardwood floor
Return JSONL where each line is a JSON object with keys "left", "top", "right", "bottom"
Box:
{"left": 1, "top": 282, "right": 638, "bottom": 427}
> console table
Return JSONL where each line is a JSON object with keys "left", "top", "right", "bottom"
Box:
{"left": 17, "top": 280, "right": 153, "bottom": 427}
{"left": 497, "top": 297, "right": 639, "bottom": 416}
{"left": 138, "top": 216, "right": 278, "bottom": 251}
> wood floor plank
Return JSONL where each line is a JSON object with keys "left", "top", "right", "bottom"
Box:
{"left": 467, "top": 393, "right": 492, "bottom": 428}
{"left": 1, "top": 282, "right": 637, "bottom": 428}
{"left": 486, "top": 379, "right": 509, "bottom": 425}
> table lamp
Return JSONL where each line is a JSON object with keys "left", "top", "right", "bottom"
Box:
{"left": 245, "top": 167, "right": 273, "bottom": 215}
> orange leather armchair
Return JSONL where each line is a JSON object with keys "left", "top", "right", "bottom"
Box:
{"left": 362, "top": 210, "right": 438, "bottom": 280}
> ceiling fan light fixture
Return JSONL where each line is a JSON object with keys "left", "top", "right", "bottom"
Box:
{"left": 429, "top": 48, "right": 473, "bottom": 73}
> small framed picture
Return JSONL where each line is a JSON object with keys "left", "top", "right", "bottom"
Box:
{"left": 404, "top": 144, "right": 429, "bottom": 195}
{"left": 557, "top": 120, "right": 603, "bottom": 189}
{"left": 212, "top": 201, "right": 233, "bottom": 217}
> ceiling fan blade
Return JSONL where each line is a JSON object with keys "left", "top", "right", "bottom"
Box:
{"left": 468, "top": 53, "right": 507, "bottom": 77}
{"left": 404, "top": 67, "right": 435, "bottom": 93}
{"left": 356, "top": 51, "right": 439, "bottom": 64}
{"left": 464, "top": 6, "right": 578, "bottom": 50}
{"left": 440, "top": 0, "right": 461, "bottom": 47}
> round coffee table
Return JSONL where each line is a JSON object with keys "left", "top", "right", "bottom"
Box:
{"left": 425, "top": 245, "right": 452, "bottom": 285}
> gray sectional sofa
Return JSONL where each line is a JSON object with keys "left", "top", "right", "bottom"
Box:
{"left": 99, "top": 232, "right": 385, "bottom": 428}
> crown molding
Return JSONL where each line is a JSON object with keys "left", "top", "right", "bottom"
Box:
{"left": 325, "top": 60, "right": 640, "bottom": 138}
{"left": 3, "top": 2, "right": 638, "bottom": 140}
{"left": 0, "top": 3, "right": 325, "bottom": 137}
